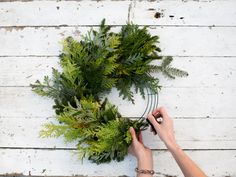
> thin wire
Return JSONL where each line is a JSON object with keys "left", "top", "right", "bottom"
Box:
{"left": 150, "top": 90, "right": 158, "bottom": 113}
{"left": 153, "top": 91, "right": 158, "bottom": 112}
{"left": 146, "top": 88, "right": 153, "bottom": 117}
{"left": 140, "top": 87, "right": 150, "bottom": 118}
{"left": 140, "top": 88, "right": 158, "bottom": 118}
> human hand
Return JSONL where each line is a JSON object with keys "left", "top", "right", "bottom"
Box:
{"left": 128, "top": 127, "right": 153, "bottom": 170}
{"left": 147, "top": 107, "right": 177, "bottom": 150}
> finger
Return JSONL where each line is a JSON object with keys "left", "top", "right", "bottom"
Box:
{"left": 138, "top": 132, "right": 143, "bottom": 144}
{"left": 128, "top": 146, "right": 135, "bottom": 156}
{"left": 156, "top": 106, "right": 168, "bottom": 117}
{"left": 147, "top": 113, "right": 161, "bottom": 131}
{"left": 129, "top": 127, "right": 138, "bottom": 143}
{"left": 152, "top": 109, "right": 160, "bottom": 117}
{"left": 150, "top": 127, "right": 156, "bottom": 135}
{"left": 152, "top": 111, "right": 161, "bottom": 118}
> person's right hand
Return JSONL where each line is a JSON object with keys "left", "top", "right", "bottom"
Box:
{"left": 147, "top": 107, "right": 208, "bottom": 177}
{"left": 147, "top": 107, "right": 177, "bottom": 149}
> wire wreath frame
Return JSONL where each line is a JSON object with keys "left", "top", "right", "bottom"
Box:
{"left": 140, "top": 88, "right": 159, "bottom": 118}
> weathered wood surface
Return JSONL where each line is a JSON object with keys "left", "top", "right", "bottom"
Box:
{"left": 1, "top": 56, "right": 236, "bottom": 88}
{"left": 1, "top": 149, "right": 236, "bottom": 177}
{"left": 1, "top": 117, "right": 236, "bottom": 149}
{"left": 0, "top": 0, "right": 236, "bottom": 177}
{"left": 129, "top": 0, "right": 236, "bottom": 26}
{"left": 1, "top": 27, "right": 236, "bottom": 56}
{"left": 0, "top": 87, "right": 236, "bottom": 118}
{"left": 1, "top": 0, "right": 236, "bottom": 26}
{"left": 0, "top": 1, "right": 130, "bottom": 26}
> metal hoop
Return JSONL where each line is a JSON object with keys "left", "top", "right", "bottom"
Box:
{"left": 140, "top": 88, "right": 158, "bottom": 118}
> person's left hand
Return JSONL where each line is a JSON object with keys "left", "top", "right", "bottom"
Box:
{"left": 128, "top": 127, "right": 153, "bottom": 169}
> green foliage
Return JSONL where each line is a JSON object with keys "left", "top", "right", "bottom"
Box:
{"left": 40, "top": 98, "right": 147, "bottom": 163}
{"left": 149, "top": 56, "right": 188, "bottom": 79}
{"left": 113, "top": 24, "right": 188, "bottom": 102}
{"left": 31, "top": 19, "right": 187, "bottom": 164}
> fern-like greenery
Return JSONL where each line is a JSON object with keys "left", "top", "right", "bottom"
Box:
{"left": 39, "top": 97, "right": 147, "bottom": 164}
{"left": 31, "top": 19, "right": 187, "bottom": 164}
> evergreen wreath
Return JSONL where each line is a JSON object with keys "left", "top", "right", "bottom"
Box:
{"left": 31, "top": 19, "right": 188, "bottom": 164}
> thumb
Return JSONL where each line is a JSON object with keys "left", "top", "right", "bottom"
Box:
{"left": 129, "top": 127, "right": 138, "bottom": 142}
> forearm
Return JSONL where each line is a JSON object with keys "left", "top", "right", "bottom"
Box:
{"left": 136, "top": 157, "right": 153, "bottom": 177}
{"left": 146, "top": 107, "right": 207, "bottom": 177}
{"left": 167, "top": 142, "right": 207, "bottom": 177}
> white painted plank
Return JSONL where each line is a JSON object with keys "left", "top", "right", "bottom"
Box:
{"left": 148, "top": 27, "right": 236, "bottom": 57}
{"left": 0, "top": 1, "right": 129, "bottom": 26}
{"left": 1, "top": 1, "right": 236, "bottom": 27}
{"left": 130, "top": 0, "right": 236, "bottom": 26}
{"left": 1, "top": 117, "right": 236, "bottom": 149}
{"left": 0, "top": 149, "right": 235, "bottom": 177}
{"left": 143, "top": 118, "right": 236, "bottom": 149}
{"left": 110, "top": 87, "right": 236, "bottom": 118}
{"left": 0, "top": 87, "right": 55, "bottom": 118}
{"left": 153, "top": 56, "right": 236, "bottom": 88}
{"left": 1, "top": 27, "right": 236, "bottom": 56}
{"left": 0, "top": 56, "right": 235, "bottom": 88}
{"left": 0, "top": 1, "right": 235, "bottom": 176}
{"left": 0, "top": 87, "right": 235, "bottom": 118}
{"left": 0, "top": 57, "right": 59, "bottom": 87}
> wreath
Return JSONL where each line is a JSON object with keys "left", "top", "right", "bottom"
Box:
{"left": 31, "top": 19, "right": 187, "bottom": 164}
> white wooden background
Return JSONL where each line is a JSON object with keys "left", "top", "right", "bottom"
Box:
{"left": 0, "top": 0, "right": 236, "bottom": 176}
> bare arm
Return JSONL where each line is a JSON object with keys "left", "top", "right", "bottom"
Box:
{"left": 128, "top": 127, "right": 153, "bottom": 177}
{"left": 167, "top": 142, "right": 207, "bottom": 177}
{"left": 147, "top": 107, "right": 207, "bottom": 177}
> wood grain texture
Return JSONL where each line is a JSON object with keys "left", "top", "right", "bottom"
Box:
{"left": 0, "top": 149, "right": 235, "bottom": 177}
{"left": 1, "top": 56, "right": 235, "bottom": 87}
{"left": 0, "top": 1, "right": 129, "bottom": 26}
{"left": 1, "top": 27, "right": 236, "bottom": 56}
{"left": 1, "top": 117, "right": 236, "bottom": 149}
{"left": 1, "top": 1, "right": 236, "bottom": 27}
{"left": 0, "top": 0, "right": 236, "bottom": 176}
{"left": 0, "top": 87, "right": 235, "bottom": 118}
{"left": 130, "top": 0, "right": 236, "bottom": 26}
